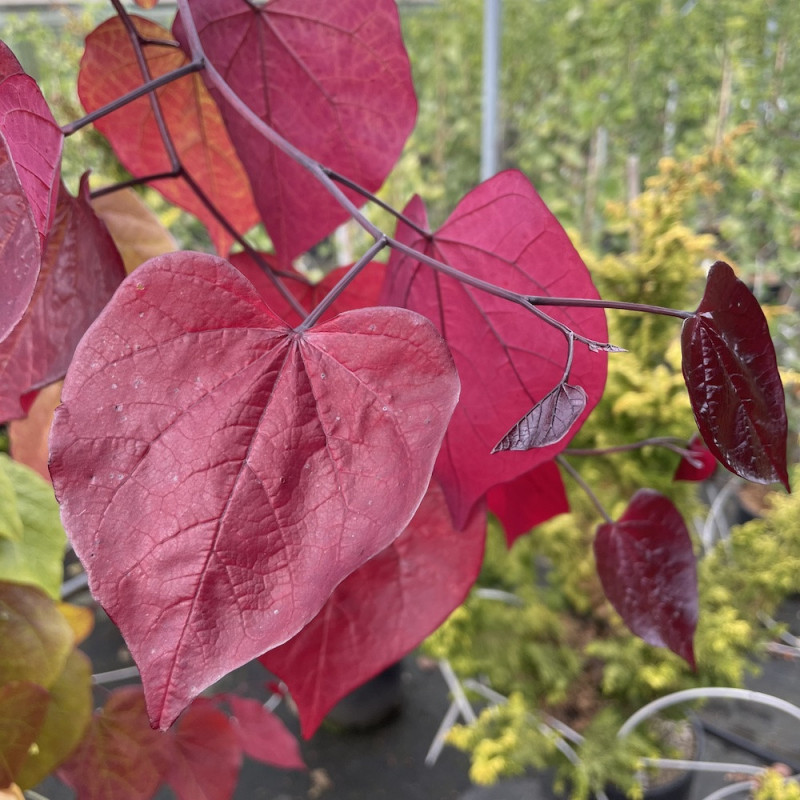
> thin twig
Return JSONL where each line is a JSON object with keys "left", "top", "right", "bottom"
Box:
{"left": 557, "top": 454, "right": 613, "bottom": 524}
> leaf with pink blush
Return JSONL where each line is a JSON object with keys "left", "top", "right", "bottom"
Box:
{"left": 682, "top": 261, "right": 789, "bottom": 491}
{"left": 49, "top": 252, "right": 459, "bottom": 729}
{"left": 594, "top": 489, "right": 698, "bottom": 668}
{"left": 261, "top": 480, "right": 486, "bottom": 738}
{"left": 174, "top": 0, "right": 416, "bottom": 265}
{"left": 0, "top": 176, "right": 125, "bottom": 423}
{"left": 381, "top": 172, "right": 608, "bottom": 528}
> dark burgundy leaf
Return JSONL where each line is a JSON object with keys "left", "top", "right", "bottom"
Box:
{"left": 673, "top": 434, "right": 717, "bottom": 482}
{"left": 0, "top": 681, "right": 49, "bottom": 788}
{"left": 49, "top": 252, "right": 459, "bottom": 730}
{"left": 0, "top": 41, "right": 62, "bottom": 245}
{"left": 381, "top": 174, "right": 608, "bottom": 528}
{"left": 0, "top": 134, "right": 39, "bottom": 343}
{"left": 78, "top": 16, "right": 259, "bottom": 255}
{"left": 487, "top": 460, "right": 569, "bottom": 547}
{"left": 0, "top": 176, "right": 125, "bottom": 423}
{"left": 230, "top": 253, "right": 385, "bottom": 327}
{"left": 594, "top": 489, "right": 698, "bottom": 668}
{"left": 174, "top": 0, "right": 416, "bottom": 265}
{"left": 492, "top": 382, "right": 587, "bottom": 452}
{"left": 682, "top": 261, "right": 789, "bottom": 491}
{"left": 261, "top": 480, "right": 486, "bottom": 738}
{"left": 225, "top": 695, "right": 304, "bottom": 769}
{"left": 167, "top": 700, "right": 242, "bottom": 800}
{"left": 58, "top": 687, "right": 171, "bottom": 800}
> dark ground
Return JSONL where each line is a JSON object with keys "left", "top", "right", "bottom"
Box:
{"left": 34, "top": 599, "right": 800, "bottom": 800}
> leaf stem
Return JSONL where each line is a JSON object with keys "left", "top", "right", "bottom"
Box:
{"left": 294, "top": 238, "right": 389, "bottom": 333}
{"left": 61, "top": 61, "right": 204, "bottom": 135}
{"left": 567, "top": 436, "right": 700, "bottom": 462}
{"left": 556, "top": 454, "right": 613, "bottom": 524}
{"left": 528, "top": 295, "right": 693, "bottom": 319}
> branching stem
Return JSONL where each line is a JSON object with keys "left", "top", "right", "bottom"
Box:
{"left": 567, "top": 436, "right": 703, "bottom": 464}
{"left": 557, "top": 454, "right": 613, "bottom": 524}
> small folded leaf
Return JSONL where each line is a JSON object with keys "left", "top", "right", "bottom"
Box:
{"left": 594, "top": 490, "right": 698, "bottom": 668}
{"left": 681, "top": 261, "right": 789, "bottom": 491}
{"left": 673, "top": 434, "right": 717, "bottom": 482}
{"left": 487, "top": 461, "right": 569, "bottom": 547}
{"left": 492, "top": 383, "right": 587, "bottom": 453}
{"left": 261, "top": 481, "right": 486, "bottom": 739}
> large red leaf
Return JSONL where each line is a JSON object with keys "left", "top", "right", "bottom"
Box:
{"left": 381, "top": 173, "right": 608, "bottom": 528}
{"left": 58, "top": 687, "right": 170, "bottom": 800}
{"left": 0, "top": 176, "right": 125, "bottom": 423}
{"left": 0, "top": 134, "right": 39, "bottom": 343}
{"left": 0, "top": 681, "right": 49, "bottom": 788}
{"left": 225, "top": 696, "right": 304, "bottom": 769}
{"left": 0, "top": 42, "right": 62, "bottom": 246}
{"left": 681, "top": 261, "right": 789, "bottom": 491}
{"left": 167, "top": 700, "right": 242, "bottom": 800}
{"left": 78, "top": 16, "right": 259, "bottom": 255}
{"left": 230, "top": 253, "right": 386, "bottom": 327}
{"left": 487, "top": 460, "right": 569, "bottom": 547}
{"left": 174, "top": 0, "right": 417, "bottom": 265}
{"left": 49, "top": 252, "right": 459, "bottom": 729}
{"left": 593, "top": 490, "right": 698, "bottom": 668}
{"left": 261, "top": 480, "right": 486, "bottom": 738}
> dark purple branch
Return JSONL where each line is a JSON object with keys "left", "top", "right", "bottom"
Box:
{"left": 556, "top": 455, "right": 613, "bottom": 524}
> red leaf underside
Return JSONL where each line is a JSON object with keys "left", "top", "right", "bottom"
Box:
{"left": 381, "top": 172, "right": 608, "bottom": 528}
{"left": 594, "top": 490, "right": 698, "bottom": 667}
{"left": 225, "top": 695, "right": 304, "bottom": 769}
{"left": 49, "top": 252, "right": 459, "bottom": 729}
{"left": 175, "top": 0, "right": 417, "bottom": 265}
{"left": 78, "top": 15, "right": 259, "bottom": 255}
{"left": 682, "top": 261, "right": 789, "bottom": 491}
{"left": 0, "top": 176, "right": 125, "bottom": 423}
{"left": 261, "top": 480, "right": 486, "bottom": 738}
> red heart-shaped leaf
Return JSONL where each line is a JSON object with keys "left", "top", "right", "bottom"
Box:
{"left": 261, "top": 480, "right": 485, "bottom": 738}
{"left": 487, "top": 460, "right": 569, "bottom": 546}
{"left": 167, "top": 700, "right": 242, "bottom": 800}
{"left": 682, "top": 261, "right": 789, "bottom": 491}
{"left": 175, "top": 0, "right": 416, "bottom": 264}
{"left": 58, "top": 687, "right": 171, "bottom": 800}
{"left": 0, "top": 176, "right": 125, "bottom": 423}
{"left": 78, "top": 16, "right": 259, "bottom": 255}
{"left": 0, "top": 41, "right": 62, "bottom": 246}
{"left": 49, "top": 252, "right": 459, "bottom": 729}
{"left": 382, "top": 173, "right": 608, "bottom": 527}
{"left": 594, "top": 489, "right": 698, "bottom": 667}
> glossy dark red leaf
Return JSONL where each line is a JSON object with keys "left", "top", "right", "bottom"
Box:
{"left": 225, "top": 695, "right": 304, "bottom": 769}
{"left": 167, "top": 700, "right": 242, "bottom": 800}
{"left": 493, "top": 382, "right": 587, "bottom": 452}
{"left": 58, "top": 687, "right": 170, "bottom": 800}
{"left": 261, "top": 480, "right": 486, "bottom": 738}
{"left": 0, "top": 681, "right": 49, "bottom": 788}
{"left": 175, "top": 0, "right": 416, "bottom": 265}
{"left": 0, "top": 134, "right": 39, "bottom": 343}
{"left": 230, "top": 253, "right": 385, "bottom": 327}
{"left": 381, "top": 173, "right": 608, "bottom": 528}
{"left": 594, "top": 489, "right": 697, "bottom": 668}
{"left": 682, "top": 261, "right": 789, "bottom": 491}
{"left": 673, "top": 434, "right": 717, "bottom": 483}
{"left": 49, "top": 252, "right": 459, "bottom": 730}
{"left": 487, "top": 460, "right": 569, "bottom": 546}
{"left": 78, "top": 16, "right": 259, "bottom": 255}
{"left": 0, "top": 176, "right": 125, "bottom": 423}
{"left": 0, "top": 42, "right": 62, "bottom": 246}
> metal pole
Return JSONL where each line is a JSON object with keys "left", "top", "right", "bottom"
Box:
{"left": 480, "top": 0, "right": 502, "bottom": 181}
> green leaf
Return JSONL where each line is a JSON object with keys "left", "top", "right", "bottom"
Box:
{"left": 0, "top": 455, "right": 66, "bottom": 599}
{"left": 0, "top": 460, "right": 23, "bottom": 542}
{"left": 16, "top": 649, "right": 92, "bottom": 789}
{"left": 0, "top": 681, "right": 50, "bottom": 788}
{"left": 0, "top": 582, "right": 73, "bottom": 689}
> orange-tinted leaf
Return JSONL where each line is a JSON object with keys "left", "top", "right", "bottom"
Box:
{"left": 682, "top": 261, "right": 789, "bottom": 491}
{"left": 0, "top": 681, "right": 49, "bottom": 788}
{"left": 8, "top": 381, "right": 61, "bottom": 481}
{"left": 78, "top": 16, "right": 259, "bottom": 255}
